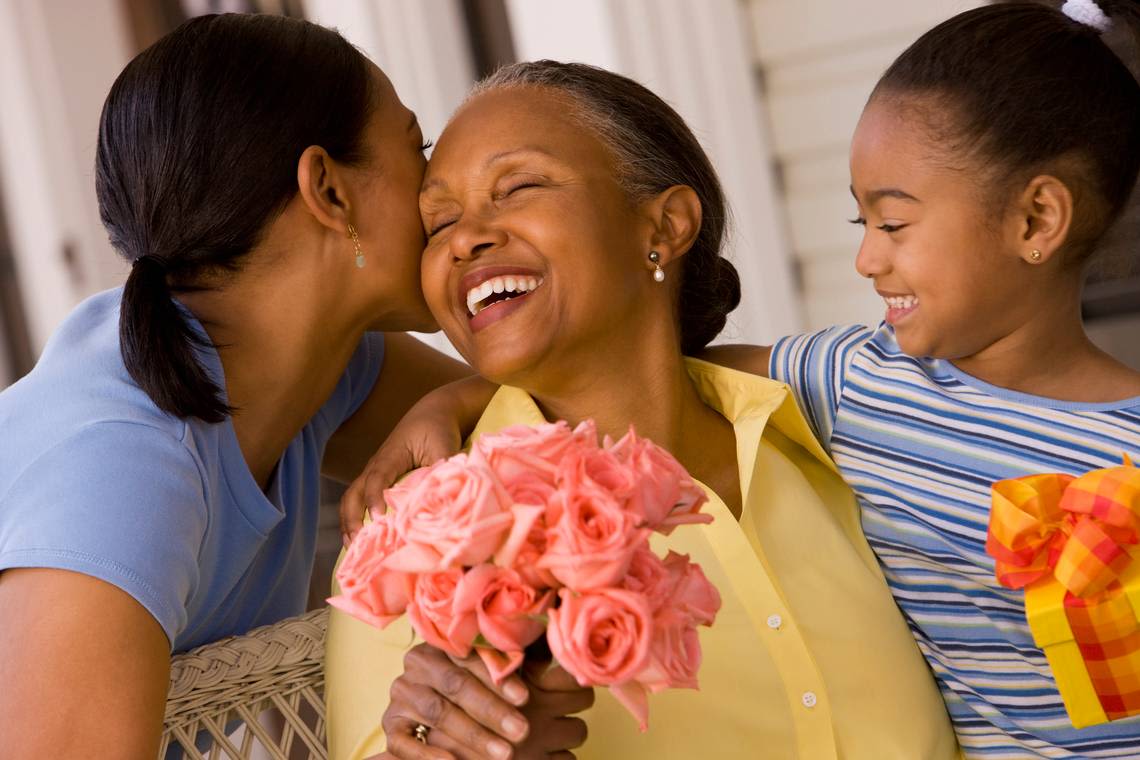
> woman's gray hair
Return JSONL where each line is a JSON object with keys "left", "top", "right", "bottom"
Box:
{"left": 470, "top": 61, "right": 740, "bottom": 354}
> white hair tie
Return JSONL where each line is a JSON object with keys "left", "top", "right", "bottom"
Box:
{"left": 1062, "top": 0, "right": 1113, "bottom": 34}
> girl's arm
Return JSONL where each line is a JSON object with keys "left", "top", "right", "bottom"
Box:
{"left": 0, "top": 568, "right": 171, "bottom": 758}
{"left": 694, "top": 344, "right": 773, "bottom": 378}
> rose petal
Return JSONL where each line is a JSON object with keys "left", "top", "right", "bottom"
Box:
{"left": 476, "top": 647, "right": 525, "bottom": 685}
{"left": 494, "top": 504, "right": 546, "bottom": 569}
{"left": 610, "top": 681, "right": 650, "bottom": 732}
{"left": 326, "top": 595, "right": 404, "bottom": 629}
{"left": 383, "top": 543, "right": 445, "bottom": 574}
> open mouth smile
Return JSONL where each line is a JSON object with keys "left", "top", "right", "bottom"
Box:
{"left": 880, "top": 293, "right": 919, "bottom": 325}
{"left": 465, "top": 274, "right": 543, "bottom": 316}
{"left": 457, "top": 266, "right": 546, "bottom": 334}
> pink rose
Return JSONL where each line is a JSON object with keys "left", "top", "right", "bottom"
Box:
{"left": 561, "top": 446, "right": 638, "bottom": 505}
{"left": 327, "top": 514, "right": 412, "bottom": 628}
{"left": 407, "top": 569, "right": 480, "bottom": 659}
{"left": 610, "top": 429, "right": 710, "bottom": 534}
{"left": 384, "top": 454, "right": 515, "bottom": 571}
{"left": 475, "top": 422, "right": 585, "bottom": 463}
{"left": 472, "top": 423, "right": 579, "bottom": 488}
{"left": 547, "top": 588, "right": 654, "bottom": 731}
{"left": 539, "top": 466, "right": 650, "bottom": 590}
{"left": 547, "top": 588, "right": 653, "bottom": 686}
{"left": 637, "top": 608, "right": 702, "bottom": 693}
{"left": 621, "top": 547, "right": 676, "bottom": 612}
{"left": 454, "top": 564, "right": 554, "bottom": 682}
{"left": 502, "top": 470, "right": 559, "bottom": 510}
{"left": 663, "top": 552, "right": 721, "bottom": 627}
{"left": 494, "top": 504, "right": 559, "bottom": 589}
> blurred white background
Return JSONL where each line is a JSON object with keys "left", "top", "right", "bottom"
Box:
{"left": 0, "top": 0, "right": 1136, "bottom": 390}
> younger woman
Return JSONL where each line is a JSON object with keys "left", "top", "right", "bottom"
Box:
{"left": 0, "top": 14, "right": 471, "bottom": 757}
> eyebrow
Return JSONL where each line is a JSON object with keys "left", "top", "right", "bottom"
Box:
{"left": 407, "top": 112, "right": 419, "bottom": 132}
{"left": 850, "top": 185, "right": 921, "bottom": 204}
{"left": 420, "top": 147, "right": 560, "bottom": 196}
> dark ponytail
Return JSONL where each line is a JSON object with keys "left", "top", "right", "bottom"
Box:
{"left": 472, "top": 62, "right": 741, "bottom": 354}
{"left": 120, "top": 256, "right": 225, "bottom": 421}
{"left": 871, "top": 1, "right": 1140, "bottom": 261}
{"left": 97, "top": 14, "right": 376, "bottom": 422}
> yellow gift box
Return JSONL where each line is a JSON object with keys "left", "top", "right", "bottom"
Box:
{"left": 987, "top": 458, "right": 1140, "bottom": 729}
{"left": 1024, "top": 546, "right": 1140, "bottom": 728}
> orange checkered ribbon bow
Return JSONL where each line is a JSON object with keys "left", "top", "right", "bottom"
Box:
{"left": 986, "top": 455, "right": 1140, "bottom": 722}
{"left": 987, "top": 456, "right": 1140, "bottom": 597}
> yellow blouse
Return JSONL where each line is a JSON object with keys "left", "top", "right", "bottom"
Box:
{"left": 326, "top": 359, "right": 959, "bottom": 759}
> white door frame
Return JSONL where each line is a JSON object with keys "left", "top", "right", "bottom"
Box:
{"left": 0, "top": 0, "right": 132, "bottom": 354}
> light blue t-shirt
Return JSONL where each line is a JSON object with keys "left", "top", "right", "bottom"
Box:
{"left": 0, "top": 288, "right": 384, "bottom": 652}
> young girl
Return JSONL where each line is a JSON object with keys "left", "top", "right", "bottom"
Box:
{"left": 344, "top": 1, "right": 1140, "bottom": 757}
{"left": 760, "top": 2, "right": 1140, "bottom": 755}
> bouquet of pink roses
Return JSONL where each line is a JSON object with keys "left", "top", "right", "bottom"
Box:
{"left": 329, "top": 420, "right": 721, "bottom": 731}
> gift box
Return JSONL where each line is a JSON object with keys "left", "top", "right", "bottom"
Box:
{"left": 987, "top": 457, "right": 1140, "bottom": 728}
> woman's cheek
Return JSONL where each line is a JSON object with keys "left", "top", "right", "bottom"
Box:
{"left": 420, "top": 250, "right": 449, "bottom": 318}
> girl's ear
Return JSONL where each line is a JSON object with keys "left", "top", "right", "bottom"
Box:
{"left": 639, "top": 185, "right": 702, "bottom": 273}
{"left": 297, "top": 145, "right": 354, "bottom": 234}
{"left": 1015, "top": 174, "right": 1073, "bottom": 266}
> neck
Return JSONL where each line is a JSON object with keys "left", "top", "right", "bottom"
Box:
{"left": 179, "top": 262, "right": 366, "bottom": 488}
{"left": 951, "top": 278, "right": 1140, "bottom": 401}
{"left": 517, "top": 319, "right": 740, "bottom": 510}
{"left": 533, "top": 350, "right": 703, "bottom": 452}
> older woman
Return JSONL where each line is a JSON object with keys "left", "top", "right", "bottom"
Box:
{"left": 326, "top": 62, "right": 958, "bottom": 760}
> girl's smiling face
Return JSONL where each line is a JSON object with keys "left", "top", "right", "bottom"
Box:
{"left": 849, "top": 97, "right": 1037, "bottom": 360}
{"left": 418, "top": 86, "right": 661, "bottom": 385}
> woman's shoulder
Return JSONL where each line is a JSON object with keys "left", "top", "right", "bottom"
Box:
{"left": 1, "top": 287, "right": 191, "bottom": 455}
{"left": 0, "top": 416, "right": 210, "bottom": 646}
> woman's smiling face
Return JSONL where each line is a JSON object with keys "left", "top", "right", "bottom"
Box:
{"left": 419, "top": 86, "right": 657, "bottom": 384}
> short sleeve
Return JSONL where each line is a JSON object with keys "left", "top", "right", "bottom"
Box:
{"left": 768, "top": 325, "right": 873, "bottom": 449}
{"left": 0, "top": 422, "right": 208, "bottom": 648}
{"left": 311, "top": 332, "right": 386, "bottom": 442}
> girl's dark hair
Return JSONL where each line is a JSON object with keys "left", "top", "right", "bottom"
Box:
{"left": 872, "top": 1, "right": 1140, "bottom": 260}
{"left": 474, "top": 61, "right": 740, "bottom": 354}
{"left": 98, "top": 13, "right": 375, "bottom": 422}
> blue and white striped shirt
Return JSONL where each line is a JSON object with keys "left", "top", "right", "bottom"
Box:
{"left": 770, "top": 324, "right": 1140, "bottom": 759}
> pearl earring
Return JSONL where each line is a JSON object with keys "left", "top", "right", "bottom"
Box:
{"left": 348, "top": 224, "right": 364, "bottom": 268}
{"left": 1030, "top": 249, "right": 1043, "bottom": 263}
{"left": 649, "top": 251, "right": 665, "bottom": 282}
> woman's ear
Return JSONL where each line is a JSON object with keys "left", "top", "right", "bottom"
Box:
{"left": 1014, "top": 174, "right": 1073, "bottom": 266}
{"left": 297, "top": 145, "right": 353, "bottom": 233}
{"left": 642, "top": 185, "right": 702, "bottom": 270}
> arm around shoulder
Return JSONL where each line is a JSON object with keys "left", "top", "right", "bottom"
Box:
{"left": 0, "top": 567, "right": 171, "bottom": 759}
{"left": 695, "top": 344, "right": 773, "bottom": 377}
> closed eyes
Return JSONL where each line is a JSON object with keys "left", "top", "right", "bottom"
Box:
{"left": 848, "top": 217, "right": 906, "bottom": 233}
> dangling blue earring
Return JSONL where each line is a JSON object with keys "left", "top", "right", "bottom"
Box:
{"left": 348, "top": 224, "right": 364, "bottom": 268}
